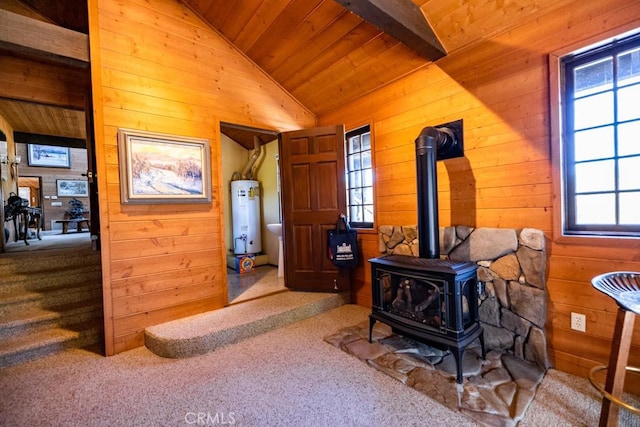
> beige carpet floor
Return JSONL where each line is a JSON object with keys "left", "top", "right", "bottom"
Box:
{"left": 1, "top": 304, "right": 638, "bottom": 426}
{"left": 3, "top": 230, "right": 92, "bottom": 253}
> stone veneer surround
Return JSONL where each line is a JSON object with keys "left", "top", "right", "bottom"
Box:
{"left": 378, "top": 225, "right": 550, "bottom": 370}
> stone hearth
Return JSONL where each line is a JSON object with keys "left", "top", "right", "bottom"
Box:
{"left": 325, "top": 320, "right": 546, "bottom": 427}
{"left": 325, "top": 226, "right": 550, "bottom": 425}
{"left": 378, "top": 225, "right": 550, "bottom": 371}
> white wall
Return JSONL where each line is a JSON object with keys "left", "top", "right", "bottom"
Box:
{"left": 221, "top": 133, "right": 280, "bottom": 265}
{"left": 256, "top": 139, "right": 280, "bottom": 266}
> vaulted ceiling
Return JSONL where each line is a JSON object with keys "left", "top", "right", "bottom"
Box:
{"left": 0, "top": 0, "right": 574, "bottom": 148}
{"left": 182, "top": 0, "right": 572, "bottom": 117}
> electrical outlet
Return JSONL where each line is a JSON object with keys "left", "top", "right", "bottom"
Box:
{"left": 571, "top": 312, "right": 586, "bottom": 332}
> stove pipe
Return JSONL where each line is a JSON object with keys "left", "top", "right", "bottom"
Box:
{"left": 415, "top": 126, "right": 459, "bottom": 259}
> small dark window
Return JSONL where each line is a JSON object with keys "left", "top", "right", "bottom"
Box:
{"left": 561, "top": 33, "right": 640, "bottom": 237}
{"left": 345, "top": 125, "right": 373, "bottom": 228}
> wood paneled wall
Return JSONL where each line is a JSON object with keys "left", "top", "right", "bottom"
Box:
{"left": 88, "top": 0, "right": 314, "bottom": 355}
{"left": 320, "top": 1, "right": 640, "bottom": 386}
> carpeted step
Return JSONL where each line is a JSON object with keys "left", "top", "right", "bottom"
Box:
{"left": 145, "top": 291, "right": 349, "bottom": 358}
{"left": 0, "top": 282, "right": 103, "bottom": 318}
{"left": 0, "top": 248, "right": 101, "bottom": 276}
{"left": 0, "top": 318, "right": 102, "bottom": 368}
{"left": 0, "top": 327, "right": 80, "bottom": 368}
{"left": 0, "top": 243, "right": 104, "bottom": 368}
{"left": 1, "top": 264, "right": 102, "bottom": 293}
{"left": 0, "top": 299, "right": 103, "bottom": 341}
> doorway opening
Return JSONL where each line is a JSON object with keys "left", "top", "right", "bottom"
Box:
{"left": 219, "top": 122, "right": 286, "bottom": 304}
{"left": 3, "top": 142, "right": 95, "bottom": 253}
{"left": 18, "top": 176, "right": 41, "bottom": 208}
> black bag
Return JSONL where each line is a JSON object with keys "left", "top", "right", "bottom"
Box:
{"left": 327, "top": 214, "right": 359, "bottom": 269}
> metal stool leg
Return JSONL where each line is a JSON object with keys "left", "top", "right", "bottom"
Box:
{"left": 600, "top": 307, "right": 635, "bottom": 427}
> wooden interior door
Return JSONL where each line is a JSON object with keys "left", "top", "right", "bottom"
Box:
{"left": 279, "top": 125, "right": 350, "bottom": 293}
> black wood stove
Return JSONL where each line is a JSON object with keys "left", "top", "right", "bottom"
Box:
{"left": 369, "top": 121, "right": 484, "bottom": 384}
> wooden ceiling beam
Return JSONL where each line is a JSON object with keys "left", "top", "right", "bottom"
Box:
{"left": 0, "top": 9, "right": 89, "bottom": 67}
{"left": 19, "top": 0, "right": 89, "bottom": 34}
{"left": 0, "top": 55, "right": 88, "bottom": 110}
{"left": 14, "top": 132, "right": 86, "bottom": 149}
{"left": 334, "top": 0, "right": 446, "bottom": 61}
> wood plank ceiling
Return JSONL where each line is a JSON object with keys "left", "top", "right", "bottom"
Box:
{"left": 184, "top": 0, "right": 575, "bottom": 117}
{"left": 0, "top": 99, "right": 86, "bottom": 140}
{"left": 0, "top": 0, "right": 576, "bottom": 147}
{"left": 186, "top": 0, "right": 430, "bottom": 116}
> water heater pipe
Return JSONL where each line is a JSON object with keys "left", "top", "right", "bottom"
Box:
{"left": 241, "top": 136, "right": 262, "bottom": 180}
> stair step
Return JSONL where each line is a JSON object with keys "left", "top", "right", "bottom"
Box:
{"left": 0, "top": 248, "right": 101, "bottom": 276}
{"left": 145, "top": 290, "right": 348, "bottom": 358}
{"left": 1, "top": 265, "right": 102, "bottom": 292}
{"left": 0, "top": 298, "right": 103, "bottom": 340}
{"left": 0, "top": 241, "right": 104, "bottom": 368}
{"left": 0, "top": 327, "right": 80, "bottom": 368}
{"left": 0, "top": 282, "right": 103, "bottom": 318}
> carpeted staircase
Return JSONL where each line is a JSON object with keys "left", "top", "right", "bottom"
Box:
{"left": 0, "top": 247, "right": 104, "bottom": 367}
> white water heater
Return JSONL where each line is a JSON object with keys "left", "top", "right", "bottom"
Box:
{"left": 231, "top": 180, "right": 262, "bottom": 254}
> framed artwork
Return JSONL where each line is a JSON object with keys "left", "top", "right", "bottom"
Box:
{"left": 28, "top": 144, "right": 71, "bottom": 168}
{"left": 57, "top": 179, "right": 89, "bottom": 197}
{"left": 117, "top": 128, "right": 212, "bottom": 204}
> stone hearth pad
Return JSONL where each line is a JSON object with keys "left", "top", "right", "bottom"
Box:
{"left": 325, "top": 321, "right": 546, "bottom": 427}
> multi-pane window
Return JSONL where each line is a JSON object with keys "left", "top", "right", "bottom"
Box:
{"left": 561, "top": 33, "right": 640, "bottom": 237}
{"left": 345, "top": 125, "right": 373, "bottom": 228}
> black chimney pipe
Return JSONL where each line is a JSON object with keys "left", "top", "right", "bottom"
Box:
{"left": 415, "top": 126, "right": 459, "bottom": 259}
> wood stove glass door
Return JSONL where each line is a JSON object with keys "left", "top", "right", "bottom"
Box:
{"left": 379, "top": 269, "right": 444, "bottom": 331}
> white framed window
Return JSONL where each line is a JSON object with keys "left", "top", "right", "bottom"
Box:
{"left": 345, "top": 125, "right": 373, "bottom": 228}
{"left": 557, "top": 32, "right": 640, "bottom": 238}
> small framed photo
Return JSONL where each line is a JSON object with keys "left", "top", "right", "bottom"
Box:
{"left": 117, "top": 128, "right": 212, "bottom": 204}
{"left": 57, "top": 179, "right": 89, "bottom": 197}
{"left": 28, "top": 144, "right": 71, "bottom": 168}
